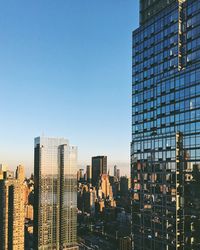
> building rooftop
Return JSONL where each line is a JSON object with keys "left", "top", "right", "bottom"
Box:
{"left": 139, "top": 0, "right": 186, "bottom": 24}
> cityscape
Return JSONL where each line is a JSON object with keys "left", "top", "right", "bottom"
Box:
{"left": 1, "top": 0, "right": 200, "bottom": 250}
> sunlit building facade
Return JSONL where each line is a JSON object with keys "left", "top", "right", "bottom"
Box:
{"left": 0, "top": 166, "right": 25, "bottom": 250}
{"left": 34, "top": 137, "right": 78, "bottom": 250}
{"left": 131, "top": 0, "right": 200, "bottom": 249}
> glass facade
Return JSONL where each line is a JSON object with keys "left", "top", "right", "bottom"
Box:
{"left": 131, "top": 0, "right": 200, "bottom": 249}
{"left": 34, "top": 137, "right": 78, "bottom": 250}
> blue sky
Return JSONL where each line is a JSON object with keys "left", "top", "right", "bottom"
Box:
{"left": 0, "top": 0, "right": 139, "bottom": 176}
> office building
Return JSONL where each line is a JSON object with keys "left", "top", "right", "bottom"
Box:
{"left": 77, "top": 168, "right": 84, "bottom": 182}
{"left": 34, "top": 137, "right": 78, "bottom": 250}
{"left": 0, "top": 165, "right": 25, "bottom": 250}
{"left": 116, "top": 168, "right": 120, "bottom": 181}
{"left": 120, "top": 176, "right": 129, "bottom": 197}
{"left": 114, "top": 165, "right": 117, "bottom": 178}
{"left": 77, "top": 184, "right": 96, "bottom": 215}
{"left": 92, "top": 156, "right": 107, "bottom": 186}
{"left": 86, "top": 165, "right": 92, "bottom": 183}
{"left": 98, "top": 174, "right": 113, "bottom": 199}
{"left": 131, "top": 0, "right": 200, "bottom": 249}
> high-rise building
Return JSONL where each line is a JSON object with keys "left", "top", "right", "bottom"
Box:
{"left": 86, "top": 165, "right": 92, "bottom": 183}
{"left": 77, "top": 168, "right": 84, "bottom": 182}
{"left": 0, "top": 164, "right": 8, "bottom": 179}
{"left": 116, "top": 168, "right": 120, "bottom": 181}
{"left": 92, "top": 156, "right": 107, "bottom": 187}
{"left": 77, "top": 184, "right": 96, "bottom": 215}
{"left": 120, "top": 176, "right": 129, "bottom": 197}
{"left": 34, "top": 137, "right": 78, "bottom": 250}
{"left": 114, "top": 165, "right": 117, "bottom": 178}
{"left": 0, "top": 165, "right": 25, "bottom": 250}
{"left": 16, "top": 164, "right": 25, "bottom": 182}
{"left": 131, "top": 0, "right": 200, "bottom": 249}
{"left": 98, "top": 174, "right": 113, "bottom": 199}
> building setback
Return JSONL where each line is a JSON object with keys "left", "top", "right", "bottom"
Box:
{"left": 131, "top": 0, "right": 200, "bottom": 249}
{"left": 34, "top": 137, "right": 78, "bottom": 250}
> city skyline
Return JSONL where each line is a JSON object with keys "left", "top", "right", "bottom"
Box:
{"left": 0, "top": 1, "right": 200, "bottom": 249}
{"left": 0, "top": 0, "right": 139, "bottom": 176}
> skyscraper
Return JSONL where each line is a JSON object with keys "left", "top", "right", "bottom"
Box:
{"left": 34, "top": 137, "right": 78, "bottom": 250}
{"left": 77, "top": 168, "right": 84, "bottom": 182}
{"left": 92, "top": 156, "right": 107, "bottom": 187}
{"left": 131, "top": 0, "right": 200, "bottom": 249}
{"left": 120, "top": 176, "right": 129, "bottom": 197}
{"left": 86, "top": 165, "right": 92, "bottom": 183}
{"left": 114, "top": 165, "right": 117, "bottom": 178}
{"left": 0, "top": 165, "right": 25, "bottom": 250}
{"left": 116, "top": 168, "right": 120, "bottom": 181}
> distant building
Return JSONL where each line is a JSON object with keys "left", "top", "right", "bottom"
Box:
{"left": 86, "top": 165, "right": 92, "bottom": 183}
{"left": 114, "top": 165, "right": 117, "bottom": 178}
{"left": 116, "top": 169, "right": 120, "bottom": 181}
{"left": 98, "top": 174, "right": 113, "bottom": 199}
{"left": 77, "top": 168, "right": 84, "bottom": 182}
{"left": 25, "top": 204, "right": 34, "bottom": 220}
{"left": 0, "top": 165, "right": 25, "bottom": 250}
{"left": 78, "top": 184, "right": 96, "bottom": 215}
{"left": 120, "top": 177, "right": 129, "bottom": 197}
{"left": 92, "top": 156, "right": 107, "bottom": 187}
{"left": 0, "top": 164, "right": 8, "bottom": 179}
{"left": 34, "top": 137, "right": 78, "bottom": 250}
{"left": 16, "top": 165, "right": 25, "bottom": 182}
{"left": 119, "top": 237, "right": 131, "bottom": 250}
{"left": 98, "top": 174, "right": 116, "bottom": 209}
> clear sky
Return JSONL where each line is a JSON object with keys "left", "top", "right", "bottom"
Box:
{"left": 0, "top": 0, "right": 139, "bottom": 176}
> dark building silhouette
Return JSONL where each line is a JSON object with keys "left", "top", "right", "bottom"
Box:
{"left": 92, "top": 156, "right": 107, "bottom": 187}
{"left": 86, "top": 165, "right": 92, "bottom": 183}
{"left": 120, "top": 176, "right": 129, "bottom": 197}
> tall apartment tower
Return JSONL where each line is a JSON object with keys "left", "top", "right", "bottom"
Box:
{"left": 0, "top": 165, "right": 25, "bottom": 250}
{"left": 92, "top": 156, "right": 107, "bottom": 187}
{"left": 131, "top": 0, "right": 200, "bottom": 249}
{"left": 34, "top": 137, "right": 78, "bottom": 250}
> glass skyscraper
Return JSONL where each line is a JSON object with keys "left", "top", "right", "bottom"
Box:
{"left": 34, "top": 137, "right": 78, "bottom": 250}
{"left": 131, "top": 0, "right": 200, "bottom": 249}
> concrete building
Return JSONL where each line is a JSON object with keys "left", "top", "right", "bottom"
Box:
{"left": 0, "top": 165, "right": 25, "bottom": 250}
